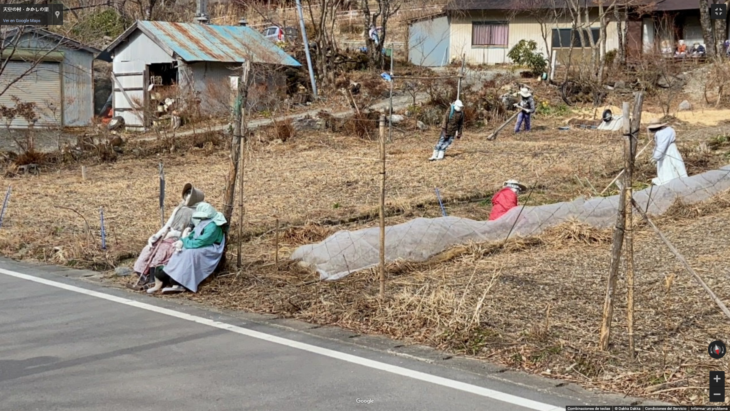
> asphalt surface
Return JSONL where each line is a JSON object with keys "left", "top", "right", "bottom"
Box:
{"left": 0, "top": 260, "right": 664, "bottom": 411}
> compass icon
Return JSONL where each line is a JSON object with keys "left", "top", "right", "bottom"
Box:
{"left": 709, "top": 340, "right": 726, "bottom": 359}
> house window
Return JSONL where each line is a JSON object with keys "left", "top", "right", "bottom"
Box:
{"left": 472, "top": 22, "right": 509, "bottom": 47}
{"left": 552, "top": 28, "right": 600, "bottom": 48}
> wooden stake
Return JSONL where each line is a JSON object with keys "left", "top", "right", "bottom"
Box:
{"left": 599, "top": 101, "right": 630, "bottom": 351}
{"left": 379, "top": 115, "right": 386, "bottom": 299}
{"left": 631, "top": 198, "right": 730, "bottom": 321}
{"left": 457, "top": 53, "right": 465, "bottom": 100}
{"left": 224, "top": 61, "right": 251, "bottom": 270}
{"left": 81, "top": 166, "right": 86, "bottom": 180}
{"left": 625, "top": 92, "right": 644, "bottom": 358}
{"left": 275, "top": 217, "right": 280, "bottom": 271}
{"left": 237, "top": 131, "right": 246, "bottom": 269}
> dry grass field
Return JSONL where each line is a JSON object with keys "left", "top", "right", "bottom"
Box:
{"left": 1, "top": 105, "right": 730, "bottom": 405}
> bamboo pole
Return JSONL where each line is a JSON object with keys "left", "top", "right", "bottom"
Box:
{"left": 275, "top": 217, "right": 280, "bottom": 271}
{"left": 379, "top": 115, "right": 386, "bottom": 299}
{"left": 237, "top": 130, "right": 246, "bottom": 269}
{"left": 388, "top": 44, "right": 394, "bottom": 143}
{"left": 159, "top": 162, "right": 165, "bottom": 228}
{"left": 625, "top": 91, "right": 644, "bottom": 358}
{"left": 630, "top": 198, "right": 730, "bottom": 321}
{"left": 224, "top": 61, "right": 251, "bottom": 271}
{"left": 599, "top": 101, "right": 630, "bottom": 351}
{"left": 457, "top": 53, "right": 465, "bottom": 100}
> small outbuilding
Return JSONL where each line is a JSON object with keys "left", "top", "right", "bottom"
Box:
{"left": 100, "top": 20, "right": 302, "bottom": 130}
{"left": 0, "top": 26, "right": 101, "bottom": 128}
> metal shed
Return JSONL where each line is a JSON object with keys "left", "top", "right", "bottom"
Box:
{"left": 0, "top": 27, "right": 100, "bottom": 128}
{"left": 101, "top": 21, "right": 301, "bottom": 129}
{"left": 408, "top": 14, "right": 450, "bottom": 67}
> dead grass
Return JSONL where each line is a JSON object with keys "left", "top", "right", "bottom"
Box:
{"left": 2, "top": 115, "right": 730, "bottom": 405}
{"left": 152, "top": 194, "right": 730, "bottom": 405}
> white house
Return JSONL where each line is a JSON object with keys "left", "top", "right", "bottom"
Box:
{"left": 409, "top": 0, "right": 720, "bottom": 68}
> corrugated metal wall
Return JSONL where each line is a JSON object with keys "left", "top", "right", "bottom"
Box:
{"left": 189, "top": 62, "right": 236, "bottom": 115}
{"left": 62, "top": 50, "right": 94, "bottom": 127}
{"left": 0, "top": 62, "right": 61, "bottom": 127}
{"left": 5, "top": 33, "right": 95, "bottom": 128}
{"left": 409, "top": 16, "right": 450, "bottom": 67}
{"left": 112, "top": 31, "right": 174, "bottom": 128}
{"left": 450, "top": 11, "right": 618, "bottom": 66}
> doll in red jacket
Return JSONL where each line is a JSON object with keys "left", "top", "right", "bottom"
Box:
{"left": 488, "top": 180, "right": 526, "bottom": 221}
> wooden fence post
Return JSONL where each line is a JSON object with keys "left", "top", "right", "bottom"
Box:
{"left": 275, "top": 217, "right": 280, "bottom": 271}
{"left": 224, "top": 60, "right": 251, "bottom": 272}
{"left": 379, "top": 115, "right": 386, "bottom": 299}
{"left": 625, "top": 92, "right": 643, "bottom": 357}
{"left": 237, "top": 130, "right": 246, "bottom": 269}
{"left": 599, "top": 101, "right": 630, "bottom": 351}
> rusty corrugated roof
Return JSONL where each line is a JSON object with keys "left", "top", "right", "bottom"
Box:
{"left": 106, "top": 21, "right": 301, "bottom": 66}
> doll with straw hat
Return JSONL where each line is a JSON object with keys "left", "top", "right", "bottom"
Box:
{"left": 647, "top": 118, "right": 688, "bottom": 186}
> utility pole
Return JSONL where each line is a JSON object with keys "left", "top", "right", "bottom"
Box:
{"left": 295, "top": 0, "right": 317, "bottom": 98}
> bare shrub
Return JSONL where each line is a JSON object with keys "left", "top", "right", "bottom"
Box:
{"left": 14, "top": 149, "right": 45, "bottom": 166}
{"left": 424, "top": 76, "right": 458, "bottom": 108}
{"left": 273, "top": 118, "right": 296, "bottom": 142}
{"left": 344, "top": 111, "right": 378, "bottom": 139}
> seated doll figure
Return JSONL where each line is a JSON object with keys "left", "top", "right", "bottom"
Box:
{"left": 147, "top": 202, "right": 228, "bottom": 294}
{"left": 133, "top": 183, "right": 205, "bottom": 277}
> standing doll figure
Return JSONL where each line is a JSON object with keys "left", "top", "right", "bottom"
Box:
{"left": 429, "top": 100, "right": 465, "bottom": 161}
{"left": 648, "top": 119, "right": 688, "bottom": 186}
{"left": 514, "top": 88, "right": 535, "bottom": 133}
{"left": 368, "top": 25, "right": 379, "bottom": 46}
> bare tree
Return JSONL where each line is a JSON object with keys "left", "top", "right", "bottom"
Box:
{"left": 699, "top": 0, "right": 717, "bottom": 58}
{"left": 713, "top": 0, "right": 730, "bottom": 56}
{"left": 613, "top": 0, "right": 628, "bottom": 65}
{"left": 361, "top": 0, "right": 401, "bottom": 69}
{"left": 305, "top": 0, "right": 343, "bottom": 86}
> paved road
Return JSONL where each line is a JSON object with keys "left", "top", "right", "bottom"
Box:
{"left": 0, "top": 260, "right": 663, "bottom": 411}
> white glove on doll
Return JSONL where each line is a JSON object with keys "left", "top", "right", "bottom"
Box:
{"left": 173, "top": 240, "right": 183, "bottom": 253}
{"left": 165, "top": 230, "right": 181, "bottom": 240}
{"left": 147, "top": 234, "right": 159, "bottom": 247}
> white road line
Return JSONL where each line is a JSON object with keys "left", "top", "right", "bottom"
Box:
{"left": 0, "top": 267, "right": 565, "bottom": 411}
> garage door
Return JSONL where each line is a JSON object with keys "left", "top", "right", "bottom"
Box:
{"left": 0, "top": 61, "right": 61, "bottom": 128}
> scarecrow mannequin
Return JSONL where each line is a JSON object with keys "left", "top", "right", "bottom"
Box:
{"left": 676, "top": 40, "right": 687, "bottom": 56}
{"left": 368, "top": 25, "right": 379, "bottom": 46}
{"left": 489, "top": 180, "right": 526, "bottom": 221}
{"left": 514, "top": 88, "right": 535, "bottom": 133}
{"left": 429, "top": 99, "right": 465, "bottom": 161}
{"left": 148, "top": 202, "right": 228, "bottom": 294}
{"left": 690, "top": 42, "right": 706, "bottom": 57}
{"left": 133, "top": 183, "right": 205, "bottom": 278}
{"left": 648, "top": 119, "right": 688, "bottom": 186}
